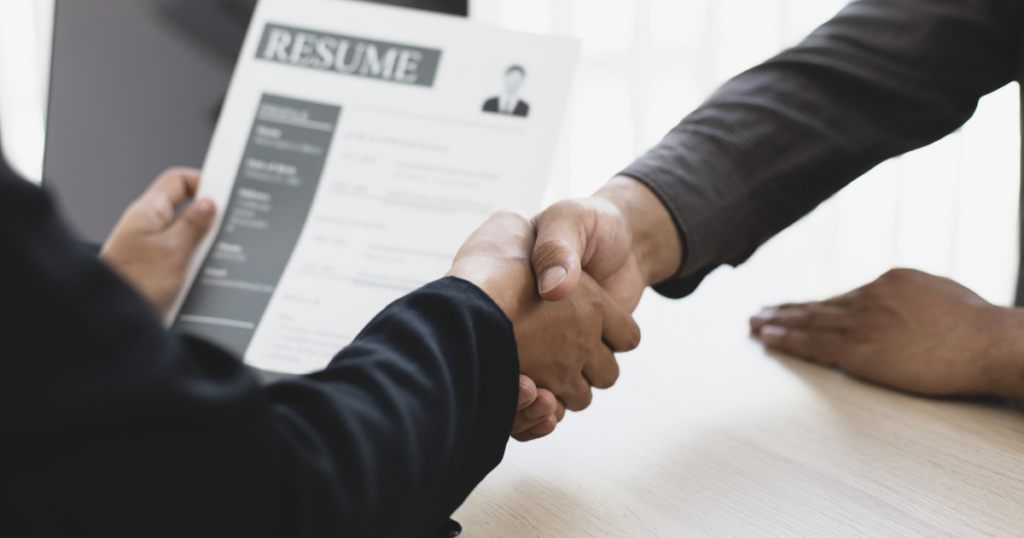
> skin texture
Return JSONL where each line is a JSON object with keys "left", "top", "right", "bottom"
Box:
{"left": 448, "top": 211, "right": 642, "bottom": 413}
{"left": 100, "top": 172, "right": 592, "bottom": 441}
{"left": 100, "top": 168, "right": 217, "bottom": 317}
{"left": 531, "top": 175, "right": 683, "bottom": 313}
{"left": 750, "top": 268, "right": 1024, "bottom": 401}
{"left": 532, "top": 177, "right": 1024, "bottom": 402}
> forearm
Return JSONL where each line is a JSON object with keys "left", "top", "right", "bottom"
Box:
{"left": 3, "top": 163, "right": 519, "bottom": 534}
{"left": 621, "top": 0, "right": 1022, "bottom": 295}
{"left": 270, "top": 277, "right": 520, "bottom": 536}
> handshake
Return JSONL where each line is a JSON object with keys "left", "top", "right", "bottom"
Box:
{"left": 101, "top": 169, "right": 683, "bottom": 442}
{"left": 443, "top": 175, "right": 685, "bottom": 440}
{"left": 446, "top": 210, "right": 640, "bottom": 441}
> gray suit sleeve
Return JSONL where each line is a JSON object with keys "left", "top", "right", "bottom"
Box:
{"left": 621, "top": 0, "right": 1023, "bottom": 298}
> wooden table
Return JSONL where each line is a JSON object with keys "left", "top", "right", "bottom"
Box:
{"left": 453, "top": 268, "right": 1024, "bottom": 537}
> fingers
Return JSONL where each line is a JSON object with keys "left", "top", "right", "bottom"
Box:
{"left": 751, "top": 300, "right": 851, "bottom": 364}
{"left": 598, "top": 286, "right": 642, "bottom": 353}
{"left": 750, "top": 302, "right": 850, "bottom": 332}
{"left": 531, "top": 202, "right": 590, "bottom": 302}
{"left": 167, "top": 198, "right": 217, "bottom": 252}
{"left": 147, "top": 167, "right": 201, "bottom": 199}
{"left": 583, "top": 344, "right": 620, "bottom": 390}
{"left": 758, "top": 325, "right": 845, "bottom": 365}
{"left": 512, "top": 415, "right": 557, "bottom": 442}
{"left": 517, "top": 375, "right": 537, "bottom": 411}
{"left": 140, "top": 168, "right": 203, "bottom": 224}
{"left": 512, "top": 386, "right": 561, "bottom": 443}
{"left": 595, "top": 256, "right": 647, "bottom": 313}
{"left": 513, "top": 389, "right": 556, "bottom": 432}
{"left": 560, "top": 374, "right": 594, "bottom": 412}
{"left": 512, "top": 387, "right": 556, "bottom": 433}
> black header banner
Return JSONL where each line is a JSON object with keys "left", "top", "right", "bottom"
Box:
{"left": 257, "top": 23, "right": 442, "bottom": 87}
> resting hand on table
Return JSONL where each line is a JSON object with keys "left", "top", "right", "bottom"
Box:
{"left": 530, "top": 176, "right": 682, "bottom": 313}
{"left": 448, "top": 210, "right": 642, "bottom": 440}
{"left": 750, "top": 268, "right": 1024, "bottom": 401}
{"left": 100, "top": 168, "right": 217, "bottom": 317}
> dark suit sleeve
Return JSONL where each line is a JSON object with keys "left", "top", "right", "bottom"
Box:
{"left": 0, "top": 163, "right": 519, "bottom": 537}
{"left": 620, "top": 0, "right": 1024, "bottom": 298}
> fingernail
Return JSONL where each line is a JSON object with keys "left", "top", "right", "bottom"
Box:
{"left": 524, "top": 399, "right": 550, "bottom": 421}
{"left": 752, "top": 307, "right": 776, "bottom": 321}
{"left": 760, "top": 325, "right": 786, "bottom": 341}
{"left": 196, "top": 199, "right": 215, "bottom": 215}
{"left": 518, "top": 383, "right": 532, "bottom": 408}
{"left": 539, "top": 266, "right": 567, "bottom": 294}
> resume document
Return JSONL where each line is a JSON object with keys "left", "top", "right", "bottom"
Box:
{"left": 168, "top": 0, "right": 579, "bottom": 374}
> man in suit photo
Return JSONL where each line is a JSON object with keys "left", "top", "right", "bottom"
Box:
{"left": 483, "top": 65, "right": 530, "bottom": 118}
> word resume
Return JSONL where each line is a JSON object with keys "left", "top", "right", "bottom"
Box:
{"left": 168, "top": 0, "right": 579, "bottom": 374}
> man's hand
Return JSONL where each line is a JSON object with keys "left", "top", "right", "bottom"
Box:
{"left": 447, "top": 210, "right": 641, "bottom": 412}
{"left": 100, "top": 168, "right": 216, "bottom": 317}
{"left": 531, "top": 176, "right": 682, "bottom": 312}
{"left": 512, "top": 375, "right": 566, "bottom": 442}
{"left": 750, "top": 268, "right": 1024, "bottom": 401}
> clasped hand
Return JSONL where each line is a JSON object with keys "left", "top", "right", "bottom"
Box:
{"left": 447, "top": 211, "right": 641, "bottom": 441}
{"left": 102, "top": 171, "right": 644, "bottom": 443}
{"left": 521, "top": 175, "right": 1024, "bottom": 404}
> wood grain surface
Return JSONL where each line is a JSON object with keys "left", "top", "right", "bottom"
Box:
{"left": 453, "top": 268, "right": 1024, "bottom": 537}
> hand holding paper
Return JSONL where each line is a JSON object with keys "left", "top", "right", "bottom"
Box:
{"left": 169, "top": 0, "right": 581, "bottom": 374}
{"left": 101, "top": 168, "right": 217, "bottom": 316}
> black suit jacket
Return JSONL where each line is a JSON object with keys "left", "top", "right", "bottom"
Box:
{"left": 620, "top": 0, "right": 1024, "bottom": 300}
{"left": 0, "top": 159, "right": 518, "bottom": 537}
{"left": 483, "top": 96, "right": 529, "bottom": 117}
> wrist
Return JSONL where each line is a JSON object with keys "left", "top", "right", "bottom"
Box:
{"left": 447, "top": 256, "right": 533, "bottom": 325}
{"left": 594, "top": 175, "right": 682, "bottom": 286}
{"left": 985, "top": 306, "right": 1024, "bottom": 401}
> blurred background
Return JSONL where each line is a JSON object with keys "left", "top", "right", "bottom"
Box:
{"left": 1, "top": 0, "right": 1019, "bottom": 304}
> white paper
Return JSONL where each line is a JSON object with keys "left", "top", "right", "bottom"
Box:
{"left": 168, "top": 0, "right": 579, "bottom": 374}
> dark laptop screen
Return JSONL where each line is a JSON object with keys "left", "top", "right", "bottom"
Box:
{"left": 43, "top": 0, "right": 467, "bottom": 244}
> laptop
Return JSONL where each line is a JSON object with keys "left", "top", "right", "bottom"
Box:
{"left": 43, "top": 0, "right": 467, "bottom": 246}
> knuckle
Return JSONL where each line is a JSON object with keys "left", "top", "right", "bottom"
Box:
{"left": 803, "top": 302, "right": 822, "bottom": 325}
{"left": 578, "top": 334, "right": 596, "bottom": 354}
{"left": 160, "top": 166, "right": 191, "bottom": 182}
{"left": 494, "top": 209, "right": 529, "bottom": 226}
{"left": 532, "top": 238, "right": 574, "bottom": 267}
{"left": 554, "top": 369, "right": 575, "bottom": 394}
{"left": 596, "top": 362, "right": 620, "bottom": 389}
{"left": 536, "top": 199, "right": 584, "bottom": 225}
{"left": 158, "top": 167, "right": 180, "bottom": 179}
{"left": 565, "top": 391, "right": 592, "bottom": 412}
{"left": 878, "top": 268, "right": 915, "bottom": 287}
{"left": 555, "top": 198, "right": 591, "bottom": 217}
{"left": 862, "top": 281, "right": 887, "bottom": 299}
{"left": 590, "top": 372, "right": 612, "bottom": 390}
{"left": 624, "top": 325, "right": 641, "bottom": 351}
{"left": 780, "top": 330, "right": 802, "bottom": 349}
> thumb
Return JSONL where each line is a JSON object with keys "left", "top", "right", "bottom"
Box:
{"left": 531, "top": 202, "right": 588, "bottom": 302}
{"left": 169, "top": 198, "right": 217, "bottom": 255}
{"left": 517, "top": 375, "right": 537, "bottom": 410}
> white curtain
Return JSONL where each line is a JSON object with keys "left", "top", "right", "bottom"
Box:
{"left": 3, "top": 0, "right": 1019, "bottom": 303}
{"left": 474, "top": 0, "right": 1022, "bottom": 305}
{"left": 0, "top": 0, "right": 52, "bottom": 183}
